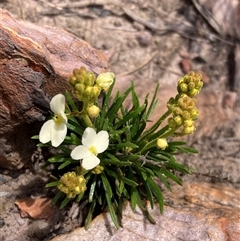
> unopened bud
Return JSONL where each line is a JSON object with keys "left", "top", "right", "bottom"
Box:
{"left": 92, "top": 165, "right": 104, "bottom": 174}
{"left": 157, "top": 138, "right": 168, "bottom": 150}
{"left": 96, "top": 72, "right": 115, "bottom": 91}
{"left": 87, "top": 105, "right": 100, "bottom": 117}
{"left": 182, "top": 125, "right": 195, "bottom": 135}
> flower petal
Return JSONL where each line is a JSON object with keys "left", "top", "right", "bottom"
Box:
{"left": 96, "top": 130, "right": 109, "bottom": 153}
{"left": 51, "top": 123, "right": 67, "bottom": 147}
{"left": 59, "top": 110, "right": 68, "bottom": 124}
{"left": 82, "top": 155, "right": 100, "bottom": 170}
{"left": 71, "top": 145, "right": 92, "bottom": 160}
{"left": 39, "top": 120, "right": 54, "bottom": 144}
{"left": 82, "top": 127, "right": 97, "bottom": 147}
{"left": 50, "top": 94, "right": 65, "bottom": 115}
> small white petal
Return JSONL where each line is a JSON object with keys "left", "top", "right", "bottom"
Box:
{"left": 51, "top": 123, "right": 67, "bottom": 147}
{"left": 39, "top": 120, "right": 54, "bottom": 144}
{"left": 82, "top": 155, "right": 100, "bottom": 170}
{"left": 71, "top": 145, "right": 92, "bottom": 160}
{"left": 59, "top": 110, "right": 68, "bottom": 124}
{"left": 82, "top": 127, "right": 97, "bottom": 147}
{"left": 50, "top": 94, "right": 65, "bottom": 115}
{"left": 96, "top": 130, "right": 109, "bottom": 153}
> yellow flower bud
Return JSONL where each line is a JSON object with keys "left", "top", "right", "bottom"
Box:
{"left": 92, "top": 85, "right": 101, "bottom": 98}
{"left": 85, "top": 72, "right": 95, "bottom": 86}
{"left": 187, "top": 82, "right": 195, "bottom": 91}
{"left": 157, "top": 138, "right": 168, "bottom": 150}
{"left": 84, "top": 86, "right": 93, "bottom": 97}
{"left": 178, "top": 83, "right": 188, "bottom": 93}
{"left": 168, "top": 117, "right": 176, "bottom": 128}
{"left": 182, "top": 110, "right": 191, "bottom": 120}
{"left": 183, "top": 119, "right": 194, "bottom": 127}
{"left": 69, "top": 76, "right": 77, "bottom": 86}
{"left": 182, "top": 125, "right": 195, "bottom": 135}
{"left": 96, "top": 72, "right": 115, "bottom": 91}
{"left": 75, "top": 83, "right": 85, "bottom": 93}
{"left": 188, "top": 88, "right": 199, "bottom": 97}
{"left": 190, "top": 108, "right": 199, "bottom": 119}
{"left": 174, "top": 115, "right": 183, "bottom": 126}
{"left": 87, "top": 105, "right": 100, "bottom": 117}
{"left": 92, "top": 165, "right": 104, "bottom": 174}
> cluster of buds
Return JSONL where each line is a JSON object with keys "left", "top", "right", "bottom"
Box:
{"left": 57, "top": 172, "right": 87, "bottom": 198}
{"left": 177, "top": 71, "right": 203, "bottom": 97}
{"left": 69, "top": 67, "right": 101, "bottom": 103}
{"left": 69, "top": 67, "right": 115, "bottom": 118}
{"left": 167, "top": 72, "right": 203, "bottom": 136}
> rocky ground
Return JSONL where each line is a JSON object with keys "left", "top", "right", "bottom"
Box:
{"left": 0, "top": 0, "right": 239, "bottom": 240}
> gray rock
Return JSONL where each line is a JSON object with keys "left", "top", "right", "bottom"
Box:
{"left": 0, "top": 9, "right": 108, "bottom": 170}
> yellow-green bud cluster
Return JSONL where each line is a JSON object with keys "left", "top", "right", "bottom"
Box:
{"left": 91, "top": 165, "right": 104, "bottom": 174}
{"left": 167, "top": 72, "right": 203, "bottom": 136}
{"left": 57, "top": 172, "right": 87, "bottom": 198}
{"left": 69, "top": 67, "right": 101, "bottom": 103}
{"left": 177, "top": 71, "right": 203, "bottom": 97}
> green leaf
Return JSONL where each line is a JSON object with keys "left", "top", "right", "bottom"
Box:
{"left": 65, "top": 91, "right": 79, "bottom": 112}
{"left": 105, "top": 189, "right": 120, "bottom": 228}
{"left": 76, "top": 192, "right": 84, "bottom": 202}
{"left": 101, "top": 173, "right": 113, "bottom": 198}
{"left": 168, "top": 141, "right": 187, "bottom": 146}
{"left": 60, "top": 196, "right": 71, "bottom": 209}
{"left": 58, "top": 160, "right": 72, "bottom": 170}
{"left": 106, "top": 84, "right": 134, "bottom": 123}
{"left": 160, "top": 168, "right": 182, "bottom": 186}
{"left": 99, "top": 78, "right": 116, "bottom": 128}
{"left": 102, "top": 159, "right": 132, "bottom": 166}
{"left": 45, "top": 181, "right": 59, "bottom": 187}
{"left": 84, "top": 200, "right": 96, "bottom": 229}
{"left": 67, "top": 123, "right": 83, "bottom": 136}
{"left": 103, "top": 153, "right": 132, "bottom": 166}
{"left": 114, "top": 105, "right": 146, "bottom": 129}
{"left": 153, "top": 170, "right": 171, "bottom": 191}
{"left": 165, "top": 161, "right": 191, "bottom": 174}
{"left": 70, "top": 133, "right": 81, "bottom": 145}
{"left": 142, "top": 180, "right": 154, "bottom": 209}
{"left": 89, "top": 175, "right": 97, "bottom": 202}
{"left": 105, "top": 167, "right": 138, "bottom": 187}
{"left": 147, "top": 153, "right": 171, "bottom": 162}
{"left": 130, "top": 187, "right": 138, "bottom": 211}
{"left": 48, "top": 154, "right": 69, "bottom": 163}
{"left": 31, "top": 135, "right": 39, "bottom": 140}
{"left": 52, "top": 191, "right": 63, "bottom": 205}
{"left": 177, "top": 146, "right": 199, "bottom": 154}
{"left": 146, "top": 83, "right": 160, "bottom": 119}
{"left": 147, "top": 176, "right": 164, "bottom": 213}
{"left": 115, "top": 142, "right": 139, "bottom": 150}
{"left": 131, "top": 84, "right": 140, "bottom": 108}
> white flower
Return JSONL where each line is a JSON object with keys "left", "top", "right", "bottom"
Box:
{"left": 96, "top": 72, "right": 115, "bottom": 91}
{"left": 39, "top": 94, "right": 67, "bottom": 147}
{"left": 71, "top": 127, "right": 109, "bottom": 170}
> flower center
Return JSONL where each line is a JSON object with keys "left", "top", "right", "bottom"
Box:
{"left": 89, "top": 146, "right": 98, "bottom": 156}
{"left": 53, "top": 115, "right": 63, "bottom": 125}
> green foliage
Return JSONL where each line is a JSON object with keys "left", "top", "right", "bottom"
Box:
{"left": 35, "top": 71, "right": 202, "bottom": 229}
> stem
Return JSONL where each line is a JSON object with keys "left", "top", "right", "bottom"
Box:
{"left": 81, "top": 114, "right": 93, "bottom": 127}
{"left": 81, "top": 101, "right": 93, "bottom": 127}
